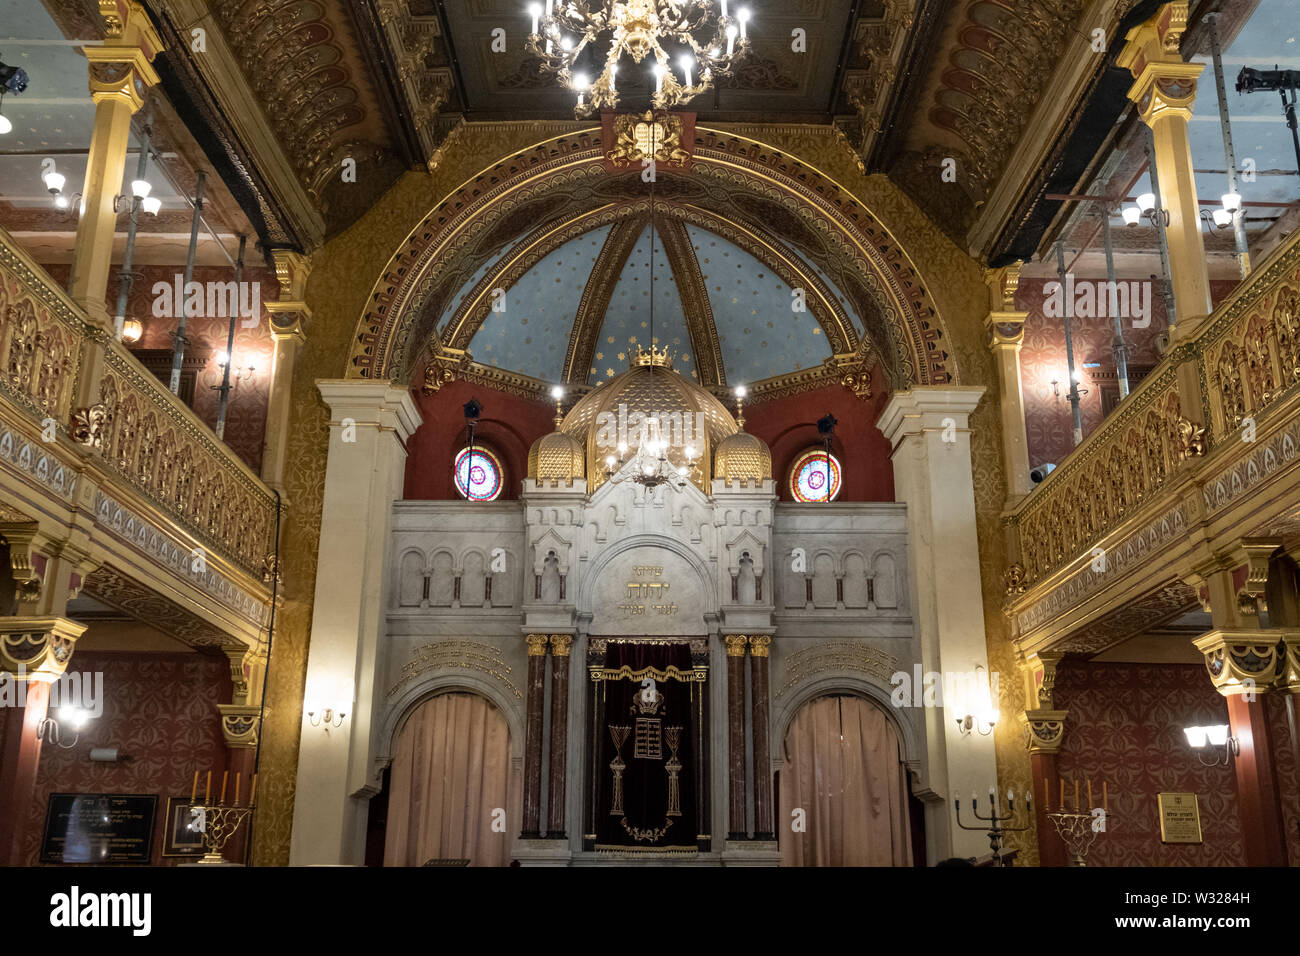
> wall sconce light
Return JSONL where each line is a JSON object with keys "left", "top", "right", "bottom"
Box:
{"left": 1183, "top": 724, "right": 1238, "bottom": 767}
{"left": 214, "top": 350, "right": 256, "bottom": 385}
{"left": 121, "top": 318, "right": 144, "bottom": 344}
{"left": 307, "top": 706, "right": 347, "bottom": 728}
{"left": 36, "top": 705, "right": 92, "bottom": 749}
{"left": 956, "top": 666, "right": 999, "bottom": 737}
{"left": 0, "top": 55, "right": 31, "bottom": 134}
{"left": 1124, "top": 191, "right": 1169, "bottom": 227}
{"left": 1200, "top": 192, "right": 1241, "bottom": 232}
{"left": 305, "top": 677, "right": 353, "bottom": 730}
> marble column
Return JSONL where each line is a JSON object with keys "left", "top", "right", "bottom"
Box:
{"left": 748, "top": 635, "right": 773, "bottom": 839}
{"left": 1119, "top": 1, "right": 1212, "bottom": 335}
{"left": 879, "top": 387, "right": 998, "bottom": 860}
{"left": 724, "top": 634, "right": 748, "bottom": 839}
{"left": 262, "top": 251, "right": 311, "bottom": 496}
{"left": 546, "top": 634, "right": 572, "bottom": 838}
{"left": 522, "top": 633, "right": 549, "bottom": 838}
{"left": 69, "top": 1, "right": 163, "bottom": 329}
{"left": 288, "top": 381, "right": 420, "bottom": 865}
{"left": 983, "top": 264, "right": 1032, "bottom": 505}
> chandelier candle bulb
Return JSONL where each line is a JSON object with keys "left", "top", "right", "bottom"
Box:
{"left": 721, "top": 0, "right": 728, "bottom": 16}
{"left": 248, "top": 773, "right": 257, "bottom": 806}
{"left": 1088, "top": 779, "right": 1093, "bottom": 808}
{"left": 529, "top": 3, "right": 539, "bottom": 34}
{"left": 1060, "top": 778, "right": 1064, "bottom": 809}
{"left": 205, "top": 771, "right": 211, "bottom": 804}
{"left": 234, "top": 772, "right": 241, "bottom": 807}
{"left": 191, "top": 771, "right": 198, "bottom": 804}
{"left": 726, "top": 24, "right": 736, "bottom": 55}
{"left": 1075, "top": 779, "right": 1079, "bottom": 811}
{"left": 1103, "top": 782, "right": 1108, "bottom": 811}
{"left": 219, "top": 771, "right": 228, "bottom": 805}
{"left": 738, "top": 7, "right": 749, "bottom": 38}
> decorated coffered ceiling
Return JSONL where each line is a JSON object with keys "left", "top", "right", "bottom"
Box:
{"left": 2, "top": 0, "right": 1208, "bottom": 264}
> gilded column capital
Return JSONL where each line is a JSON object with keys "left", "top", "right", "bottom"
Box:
{"left": 1023, "top": 650, "right": 1065, "bottom": 709}
{"left": 1117, "top": 2, "right": 1202, "bottom": 124}
{"left": 1019, "top": 708, "right": 1068, "bottom": 755}
{"left": 747, "top": 635, "right": 771, "bottom": 658}
{"left": 724, "top": 635, "right": 749, "bottom": 657}
{"left": 984, "top": 311, "right": 1028, "bottom": 350}
{"left": 217, "top": 703, "right": 261, "bottom": 749}
{"left": 526, "top": 634, "right": 551, "bottom": 656}
{"left": 1193, "top": 628, "right": 1295, "bottom": 696}
{"left": 1281, "top": 635, "right": 1300, "bottom": 695}
{"left": 85, "top": 1, "right": 164, "bottom": 111}
{"left": 0, "top": 617, "right": 87, "bottom": 683}
{"left": 549, "top": 634, "right": 573, "bottom": 656}
{"left": 267, "top": 249, "right": 313, "bottom": 336}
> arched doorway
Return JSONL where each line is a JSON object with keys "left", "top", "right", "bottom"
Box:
{"left": 384, "top": 692, "right": 518, "bottom": 866}
{"left": 779, "top": 695, "right": 912, "bottom": 866}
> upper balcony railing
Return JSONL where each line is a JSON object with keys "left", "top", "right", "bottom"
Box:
{"left": 1007, "top": 231, "right": 1300, "bottom": 588}
{"left": 0, "top": 225, "right": 276, "bottom": 583}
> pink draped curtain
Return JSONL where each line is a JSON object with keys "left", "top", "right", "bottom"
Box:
{"left": 384, "top": 693, "right": 517, "bottom": 866}
{"left": 779, "top": 695, "right": 913, "bottom": 866}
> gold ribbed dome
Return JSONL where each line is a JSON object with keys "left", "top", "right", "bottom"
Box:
{"left": 714, "top": 429, "right": 772, "bottom": 487}
{"left": 561, "top": 350, "right": 738, "bottom": 492}
{"left": 528, "top": 426, "right": 586, "bottom": 486}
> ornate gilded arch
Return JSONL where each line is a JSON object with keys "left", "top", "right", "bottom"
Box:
{"left": 348, "top": 127, "right": 954, "bottom": 389}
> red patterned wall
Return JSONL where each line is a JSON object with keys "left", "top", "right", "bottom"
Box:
{"left": 1016, "top": 277, "right": 1239, "bottom": 471}
{"left": 44, "top": 264, "right": 275, "bottom": 474}
{"left": 744, "top": 379, "right": 894, "bottom": 502}
{"left": 1053, "top": 661, "right": 1247, "bottom": 866}
{"left": 404, "top": 379, "right": 557, "bottom": 500}
{"left": 403, "top": 376, "right": 895, "bottom": 502}
{"left": 1267, "top": 693, "right": 1300, "bottom": 865}
{"left": 21, "top": 651, "right": 232, "bottom": 866}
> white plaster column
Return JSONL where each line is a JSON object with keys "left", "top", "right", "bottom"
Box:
{"left": 289, "top": 380, "right": 421, "bottom": 865}
{"left": 879, "top": 387, "right": 998, "bottom": 862}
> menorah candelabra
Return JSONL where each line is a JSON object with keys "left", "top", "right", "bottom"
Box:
{"left": 193, "top": 804, "right": 256, "bottom": 864}
{"left": 954, "top": 789, "right": 1032, "bottom": 866}
{"left": 1043, "top": 778, "right": 1112, "bottom": 866}
{"left": 1045, "top": 810, "right": 1104, "bottom": 867}
{"left": 189, "top": 768, "right": 257, "bottom": 865}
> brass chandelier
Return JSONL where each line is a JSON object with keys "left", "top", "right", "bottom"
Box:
{"left": 525, "top": 0, "right": 753, "bottom": 116}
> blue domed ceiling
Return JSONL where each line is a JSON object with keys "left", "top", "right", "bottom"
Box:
{"left": 444, "top": 217, "right": 865, "bottom": 388}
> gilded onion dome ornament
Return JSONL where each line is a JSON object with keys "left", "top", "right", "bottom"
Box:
{"left": 528, "top": 386, "right": 586, "bottom": 486}
{"left": 713, "top": 384, "right": 771, "bottom": 487}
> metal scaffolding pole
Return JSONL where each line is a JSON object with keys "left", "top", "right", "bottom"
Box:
{"left": 1055, "top": 240, "right": 1084, "bottom": 447}
{"left": 112, "top": 123, "right": 150, "bottom": 341}
{"left": 214, "top": 234, "right": 246, "bottom": 440}
{"left": 1209, "top": 13, "right": 1251, "bottom": 277}
{"left": 169, "top": 171, "right": 205, "bottom": 395}
{"left": 1101, "top": 206, "right": 1130, "bottom": 400}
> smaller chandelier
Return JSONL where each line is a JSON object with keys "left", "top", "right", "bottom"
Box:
{"left": 526, "top": 0, "right": 753, "bottom": 116}
{"left": 603, "top": 415, "right": 702, "bottom": 490}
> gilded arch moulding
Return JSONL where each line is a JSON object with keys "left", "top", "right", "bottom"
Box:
{"left": 347, "top": 127, "right": 955, "bottom": 389}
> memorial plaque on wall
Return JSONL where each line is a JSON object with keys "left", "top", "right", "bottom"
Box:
{"left": 40, "top": 794, "right": 158, "bottom": 863}
{"left": 1157, "top": 792, "right": 1203, "bottom": 844}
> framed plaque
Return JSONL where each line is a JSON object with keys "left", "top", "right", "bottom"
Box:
{"left": 40, "top": 793, "right": 158, "bottom": 863}
{"left": 161, "top": 797, "right": 207, "bottom": 858}
{"left": 1157, "top": 792, "right": 1203, "bottom": 844}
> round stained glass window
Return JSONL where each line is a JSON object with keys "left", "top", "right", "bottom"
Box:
{"left": 790, "top": 449, "right": 842, "bottom": 502}
{"left": 454, "top": 446, "right": 503, "bottom": 501}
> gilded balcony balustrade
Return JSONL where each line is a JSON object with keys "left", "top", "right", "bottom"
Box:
{"left": 0, "top": 226, "right": 276, "bottom": 635}
{"left": 1005, "top": 229, "right": 1300, "bottom": 645}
